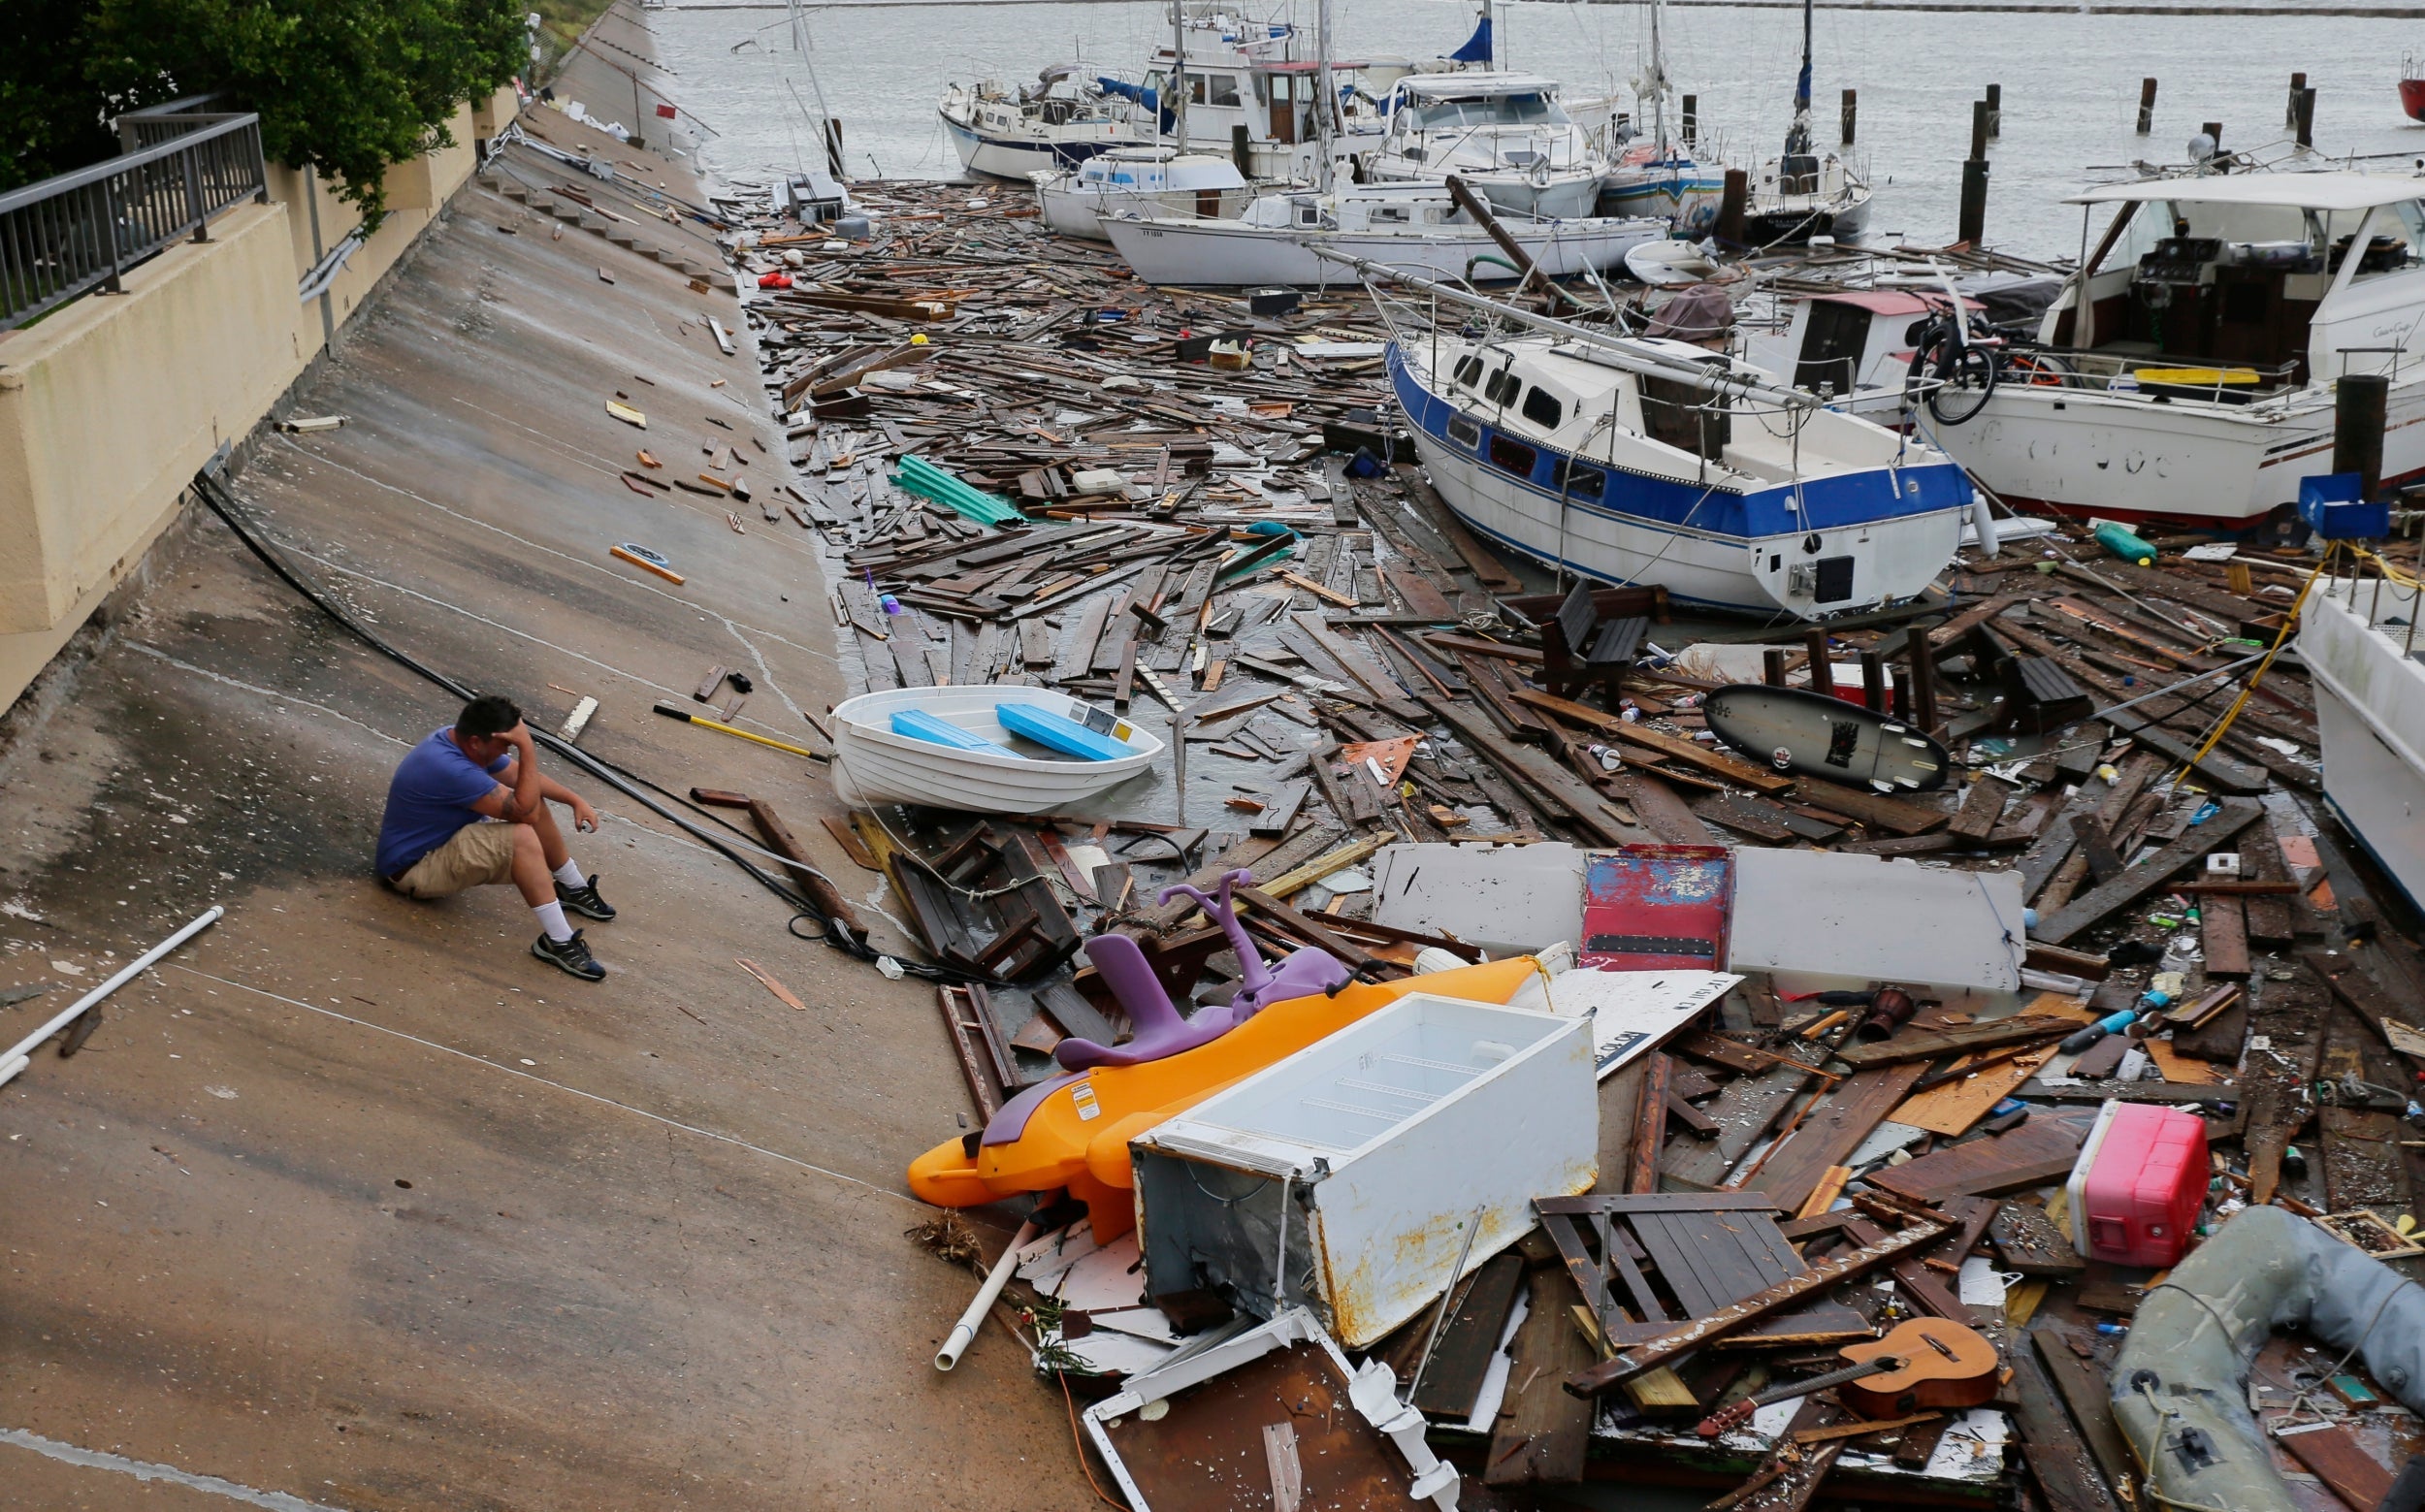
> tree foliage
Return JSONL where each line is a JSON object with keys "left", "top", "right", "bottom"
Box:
{"left": 1, "top": 0, "right": 528, "bottom": 228}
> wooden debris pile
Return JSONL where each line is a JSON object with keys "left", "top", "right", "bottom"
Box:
{"left": 697, "top": 187, "right": 2425, "bottom": 1512}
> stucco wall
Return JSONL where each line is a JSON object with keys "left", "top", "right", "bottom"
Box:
{"left": 0, "top": 87, "right": 519, "bottom": 708}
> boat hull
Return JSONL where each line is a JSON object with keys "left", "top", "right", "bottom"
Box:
{"left": 829, "top": 686, "right": 1163, "bottom": 815}
{"left": 1035, "top": 179, "right": 1253, "bottom": 241}
{"left": 2301, "top": 582, "right": 2425, "bottom": 916}
{"left": 1389, "top": 347, "right": 1968, "bottom": 618}
{"left": 1927, "top": 374, "right": 2425, "bottom": 528}
{"left": 1102, "top": 212, "right": 1662, "bottom": 286}
{"left": 1600, "top": 168, "right": 1728, "bottom": 233}
{"left": 1368, "top": 163, "right": 1603, "bottom": 221}
{"left": 941, "top": 111, "right": 1128, "bottom": 179}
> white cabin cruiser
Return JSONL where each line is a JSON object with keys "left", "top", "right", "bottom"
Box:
{"left": 1032, "top": 147, "right": 1251, "bottom": 240}
{"left": 1928, "top": 172, "right": 2425, "bottom": 527}
{"left": 1107, "top": 5, "right": 1397, "bottom": 184}
{"left": 940, "top": 68, "right": 1140, "bottom": 179}
{"left": 1366, "top": 73, "right": 1606, "bottom": 222}
{"left": 1376, "top": 273, "right": 1973, "bottom": 617}
{"left": 1103, "top": 180, "right": 1663, "bottom": 286}
{"left": 2300, "top": 563, "right": 2425, "bottom": 914}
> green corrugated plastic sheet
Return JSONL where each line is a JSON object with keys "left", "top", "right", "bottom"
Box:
{"left": 891, "top": 454, "right": 1025, "bottom": 527}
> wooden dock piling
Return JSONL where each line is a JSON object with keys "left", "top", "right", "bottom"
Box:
{"left": 1716, "top": 166, "right": 1746, "bottom": 246}
{"left": 1984, "top": 82, "right": 2001, "bottom": 140}
{"left": 2137, "top": 77, "right": 2157, "bottom": 134}
{"left": 1683, "top": 94, "right": 1698, "bottom": 145}
{"left": 2287, "top": 71, "right": 2308, "bottom": 126}
{"left": 2295, "top": 86, "right": 2316, "bottom": 148}
{"left": 1958, "top": 101, "right": 1990, "bottom": 245}
{"left": 1841, "top": 88, "right": 1857, "bottom": 145}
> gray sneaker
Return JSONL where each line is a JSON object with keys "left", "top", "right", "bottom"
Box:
{"left": 533, "top": 929, "right": 606, "bottom": 981}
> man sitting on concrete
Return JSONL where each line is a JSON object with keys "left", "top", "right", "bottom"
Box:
{"left": 375, "top": 694, "right": 617, "bottom": 981}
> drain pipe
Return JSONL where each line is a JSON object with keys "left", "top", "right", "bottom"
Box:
{"left": 0, "top": 908, "right": 225, "bottom": 1089}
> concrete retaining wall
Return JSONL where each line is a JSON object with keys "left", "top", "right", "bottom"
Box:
{"left": 0, "top": 87, "right": 516, "bottom": 707}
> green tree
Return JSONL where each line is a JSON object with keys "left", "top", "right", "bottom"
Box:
{"left": 3, "top": 0, "right": 529, "bottom": 228}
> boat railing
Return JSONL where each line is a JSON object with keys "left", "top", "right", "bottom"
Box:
{"left": 2325, "top": 536, "right": 2425, "bottom": 660}
{"left": 1997, "top": 344, "right": 2303, "bottom": 404}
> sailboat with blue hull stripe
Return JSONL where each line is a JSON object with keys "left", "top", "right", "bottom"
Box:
{"left": 1347, "top": 261, "right": 1972, "bottom": 619}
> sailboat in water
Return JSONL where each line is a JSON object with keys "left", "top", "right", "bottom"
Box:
{"left": 1739, "top": 0, "right": 1870, "bottom": 243}
{"left": 1597, "top": 0, "right": 1727, "bottom": 233}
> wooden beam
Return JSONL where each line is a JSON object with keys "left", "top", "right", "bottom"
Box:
{"left": 2031, "top": 800, "right": 2266, "bottom": 946}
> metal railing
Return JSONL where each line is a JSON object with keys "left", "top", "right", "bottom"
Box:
{"left": 0, "top": 95, "right": 267, "bottom": 331}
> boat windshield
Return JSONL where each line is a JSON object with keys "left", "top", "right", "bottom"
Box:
{"left": 1408, "top": 92, "right": 1569, "bottom": 131}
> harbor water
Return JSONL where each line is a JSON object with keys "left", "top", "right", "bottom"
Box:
{"left": 638, "top": 0, "right": 2424, "bottom": 260}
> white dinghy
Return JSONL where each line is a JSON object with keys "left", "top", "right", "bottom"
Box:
{"left": 828, "top": 687, "right": 1163, "bottom": 815}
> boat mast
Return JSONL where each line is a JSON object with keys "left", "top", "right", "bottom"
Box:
{"left": 1172, "top": 0, "right": 1188, "bottom": 150}
{"left": 1784, "top": 0, "right": 1812, "bottom": 157}
{"left": 1316, "top": 0, "right": 1337, "bottom": 194}
{"left": 1648, "top": 0, "right": 1666, "bottom": 155}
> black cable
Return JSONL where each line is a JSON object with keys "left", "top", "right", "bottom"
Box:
{"left": 190, "top": 463, "right": 1000, "bottom": 987}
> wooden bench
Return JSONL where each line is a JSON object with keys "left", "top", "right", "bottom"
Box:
{"left": 1540, "top": 581, "right": 1648, "bottom": 700}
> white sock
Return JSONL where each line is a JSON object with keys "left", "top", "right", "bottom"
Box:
{"left": 534, "top": 900, "right": 574, "bottom": 943}
{"left": 553, "top": 860, "right": 587, "bottom": 889}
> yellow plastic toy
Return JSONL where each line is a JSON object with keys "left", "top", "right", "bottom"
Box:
{"left": 908, "top": 954, "right": 1539, "bottom": 1239}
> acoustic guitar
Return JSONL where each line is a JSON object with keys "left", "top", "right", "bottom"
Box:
{"left": 1695, "top": 1317, "right": 2000, "bottom": 1437}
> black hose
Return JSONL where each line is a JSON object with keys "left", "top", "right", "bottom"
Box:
{"left": 190, "top": 463, "right": 993, "bottom": 987}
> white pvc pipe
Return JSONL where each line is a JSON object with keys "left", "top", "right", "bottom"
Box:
{"left": 0, "top": 907, "right": 225, "bottom": 1090}
{"left": 934, "top": 1218, "right": 1040, "bottom": 1371}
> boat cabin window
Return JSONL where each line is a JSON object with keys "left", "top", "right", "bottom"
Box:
{"left": 2063, "top": 196, "right": 2372, "bottom": 389}
{"left": 1446, "top": 414, "right": 1482, "bottom": 449}
{"left": 1294, "top": 199, "right": 1321, "bottom": 228}
{"left": 1554, "top": 459, "right": 1604, "bottom": 499}
{"left": 1407, "top": 92, "right": 1569, "bottom": 133}
{"left": 1483, "top": 367, "right": 1520, "bottom": 406}
{"left": 2343, "top": 201, "right": 2425, "bottom": 281}
{"left": 1373, "top": 205, "right": 1409, "bottom": 224}
{"left": 1453, "top": 354, "right": 1485, "bottom": 389}
{"left": 1487, "top": 434, "right": 1538, "bottom": 477}
{"left": 1521, "top": 385, "right": 1564, "bottom": 430}
{"left": 1186, "top": 72, "right": 1242, "bottom": 108}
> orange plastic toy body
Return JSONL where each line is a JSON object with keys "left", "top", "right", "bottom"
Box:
{"left": 908, "top": 956, "right": 1541, "bottom": 1238}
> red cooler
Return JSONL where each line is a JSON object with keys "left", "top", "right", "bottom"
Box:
{"left": 2067, "top": 1101, "right": 2209, "bottom": 1268}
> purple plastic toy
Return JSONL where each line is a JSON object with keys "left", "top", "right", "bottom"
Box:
{"left": 1051, "top": 869, "right": 1349, "bottom": 1072}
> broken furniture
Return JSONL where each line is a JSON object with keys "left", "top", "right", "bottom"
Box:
{"left": 1083, "top": 1307, "right": 1462, "bottom": 1510}
{"left": 1540, "top": 580, "right": 1649, "bottom": 701}
{"left": 1535, "top": 1193, "right": 1872, "bottom": 1377}
{"left": 905, "top": 957, "right": 1541, "bottom": 1239}
{"left": 889, "top": 822, "right": 1081, "bottom": 981}
{"left": 1132, "top": 993, "right": 1595, "bottom": 1346}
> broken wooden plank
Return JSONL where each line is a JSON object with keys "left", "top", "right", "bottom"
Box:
{"left": 1486, "top": 1265, "right": 1597, "bottom": 1486}
{"left": 2031, "top": 799, "right": 2266, "bottom": 945}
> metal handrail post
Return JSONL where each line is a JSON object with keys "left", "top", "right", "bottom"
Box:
{"left": 101, "top": 177, "right": 123, "bottom": 294}
{"left": 185, "top": 151, "right": 208, "bottom": 242}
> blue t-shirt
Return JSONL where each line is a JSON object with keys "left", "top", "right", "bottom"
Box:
{"left": 375, "top": 727, "right": 511, "bottom": 878}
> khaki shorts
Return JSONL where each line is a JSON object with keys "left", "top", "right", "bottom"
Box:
{"left": 390, "top": 821, "right": 519, "bottom": 899}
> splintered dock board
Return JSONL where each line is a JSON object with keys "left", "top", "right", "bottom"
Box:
{"left": 1869, "top": 1107, "right": 2097, "bottom": 1205}
{"left": 2030, "top": 799, "right": 2265, "bottom": 945}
